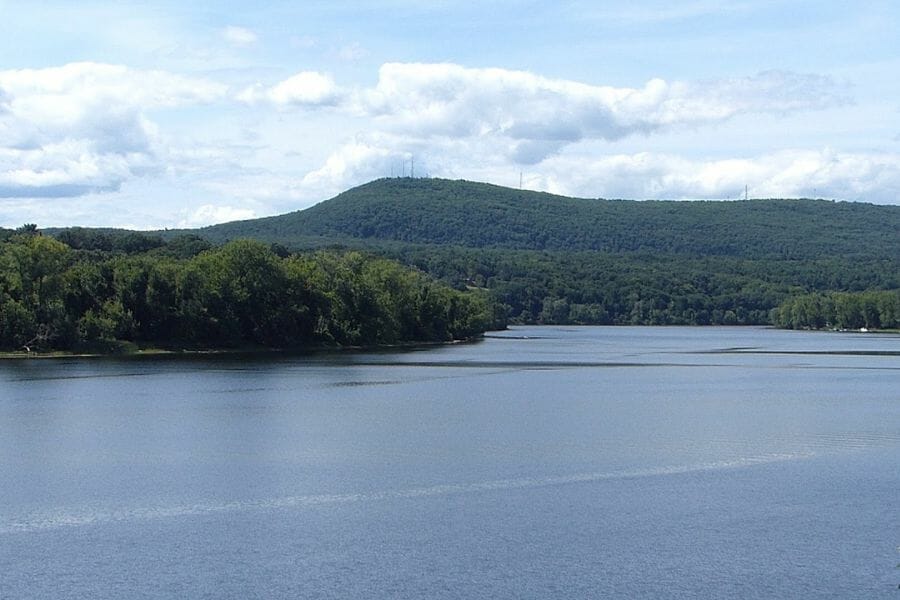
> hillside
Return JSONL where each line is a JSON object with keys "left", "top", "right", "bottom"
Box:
{"left": 39, "top": 178, "right": 900, "bottom": 327}
{"left": 193, "top": 178, "right": 900, "bottom": 260}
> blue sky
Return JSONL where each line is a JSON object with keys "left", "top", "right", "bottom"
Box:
{"left": 1, "top": 0, "right": 899, "bottom": 228}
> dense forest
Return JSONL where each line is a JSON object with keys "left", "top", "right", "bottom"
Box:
{"left": 383, "top": 245, "right": 895, "bottom": 326}
{"left": 164, "top": 178, "right": 898, "bottom": 327}
{"left": 187, "top": 178, "right": 900, "bottom": 261}
{"left": 0, "top": 226, "right": 500, "bottom": 354}
{"left": 33, "top": 177, "right": 900, "bottom": 330}
{"left": 772, "top": 290, "right": 900, "bottom": 330}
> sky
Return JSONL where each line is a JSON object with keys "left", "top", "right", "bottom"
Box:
{"left": 1, "top": 0, "right": 899, "bottom": 229}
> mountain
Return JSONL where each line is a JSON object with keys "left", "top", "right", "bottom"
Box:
{"left": 41, "top": 178, "right": 900, "bottom": 327}
{"left": 192, "top": 178, "right": 900, "bottom": 260}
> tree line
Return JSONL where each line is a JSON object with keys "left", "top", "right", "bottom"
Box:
{"left": 6, "top": 215, "right": 898, "bottom": 341}
{"left": 772, "top": 290, "right": 900, "bottom": 330}
{"left": 0, "top": 227, "right": 501, "bottom": 353}
{"left": 379, "top": 243, "right": 900, "bottom": 326}
{"left": 175, "top": 178, "right": 900, "bottom": 328}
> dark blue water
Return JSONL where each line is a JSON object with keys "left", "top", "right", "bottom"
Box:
{"left": 1, "top": 327, "right": 898, "bottom": 598}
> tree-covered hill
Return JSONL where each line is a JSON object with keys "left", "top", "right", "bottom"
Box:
{"left": 39, "top": 178, "right": 900, "bottom": 328}
{"left": 191, "top": 178, "right": 900, "bottom": 261}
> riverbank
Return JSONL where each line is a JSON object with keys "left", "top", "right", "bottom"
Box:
{"left": 0, "top": 335, "right": 487, "bottom": 360}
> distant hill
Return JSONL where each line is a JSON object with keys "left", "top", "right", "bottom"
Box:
{"left": 42, "top": 178, "right": 900, "bottom": 327}
{"left": 191, "top": 178, "right": 900, "bottom": 260}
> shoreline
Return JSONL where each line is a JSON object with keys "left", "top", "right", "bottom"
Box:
{"left": 4, "top": 324, "right": 898, "bottom": 360}
{"left": 0, "top": 336, "right": 485, "bottom": 360}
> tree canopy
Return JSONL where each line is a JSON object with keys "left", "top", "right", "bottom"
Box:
{"left": 186, "top": 178, "right": 900, "bottom": 261}
{"left": 37, "top": 178, "right": 900, "bottom": 330}
{"left": 0, "top": 230, "right": 500, "bottom": 353}
{"left": 772, "top": 290, "right": 900, "bottom": 330}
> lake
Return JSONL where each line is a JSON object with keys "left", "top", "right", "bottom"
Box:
{"left": 1, "top": 326, "right": 898, "bottom": 598}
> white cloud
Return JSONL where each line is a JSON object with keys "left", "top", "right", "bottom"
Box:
{"left": 301, "top": 141, "right": 397, "bottom": 189}
{"left": 0, "top": 62, "right": 226, "bottom": 198}
{"left": 179, "top": 204, "right": 257, "bottom": 227}
{"left": 0, "top": 62, "right": 225, "bottom": 115}
{"left": 222, "top": 26, "right": 257, "bottom": 46}
{"left": 0, "top": 140, "right": 155, "bottom": 198}
{"left": 2, "top": 60, "right": 891, "bottom": 228}
{"left": 357, "top": 64, "right": 846, "bottom": 147}
{"left": 203, "top": 173, "right": 311, "bottom": 203}
{"left": 238, "top": 71, "right": 343, "bottom": 107}
{"left": 249, "top": 63, "right": 847, "bottom": 166}
{"left": 297, "top": 133, "right": 900, "bottom": 205}
{"left": 535, "top": 149, "right": 900, "bottom": 202}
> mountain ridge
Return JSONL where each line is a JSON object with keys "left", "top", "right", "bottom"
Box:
{"left": 26, "top": 177, "right": 900, "bottom": 327}
{"left": 187, "top": 178, "right": 900, "bottom": 260}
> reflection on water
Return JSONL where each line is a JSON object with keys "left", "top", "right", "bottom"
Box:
{"left": 1, "top": 326, "right": 898, "bottom": 599}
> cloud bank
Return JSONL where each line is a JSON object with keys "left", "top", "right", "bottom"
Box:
{"left": 303, "top": 139, "right": 900, "bottom": 204}
{"left": 361, "top": 64, "right": 844, "bottom": 143}
{"left": 538, "top": 149, "right": 900, "bottom": 201}
{"left": 0, "top": 62, "right": 226, "bottom": 198}
{"left": 4, "top": 60, "right": 896, "bottom": 228}
{"left": 246, "top": 63, "right": 847, "bottom": 164}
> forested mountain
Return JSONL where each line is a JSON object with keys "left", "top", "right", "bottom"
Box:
{"left": 191, "top": 178, "right": 900, "bottom": 260}
{"left": 40, "top": 177, "right": 900, "bottom": 329}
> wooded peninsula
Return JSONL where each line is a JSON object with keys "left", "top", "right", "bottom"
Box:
{"left": 0, "top": 228, "right": 498, "bottom": 354}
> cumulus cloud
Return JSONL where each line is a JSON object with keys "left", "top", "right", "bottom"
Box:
{"left": 0, "top": 62, "right": 226, "bottom": 198}
{"left": 238, "top": 71, "right": 343, "bottom": 107}
{"left": 301, "top": 141, "right": 399, "bottom": 189}
{"left": 358, "top": 64, "right": 846, "bottom": 145}
{"left": 0, "top": 140, "right": 155, "bottom": 198}
{"left": 222, "top": 26, "right": 257, "bottom": 46}
{"left": 220, "top": 63, "right": 889, "bottom": 212}
{"left": 535, "top": 149, "right": 900, "bottom": 202}
{"left": 300, "top": 132, "right": 900, "bottom": 205}
{"left": 249, "top": 63, "right": 847, "bottom": 165}
{"left": 0, "top": 62, "right": 225, "bottom": 115}
{"left": 4, "top": 60, "right": 882, "bottom": 228}
{"left": 179, "top": 204, "right": 257, "bottom": 227}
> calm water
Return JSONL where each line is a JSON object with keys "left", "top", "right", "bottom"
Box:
{"left": 1, "top": 326, "right": 898, "bottom": 599}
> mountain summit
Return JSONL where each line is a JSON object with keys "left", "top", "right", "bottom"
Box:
{"left": 196, "top": 177, "right": 900, "bottom": 260}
